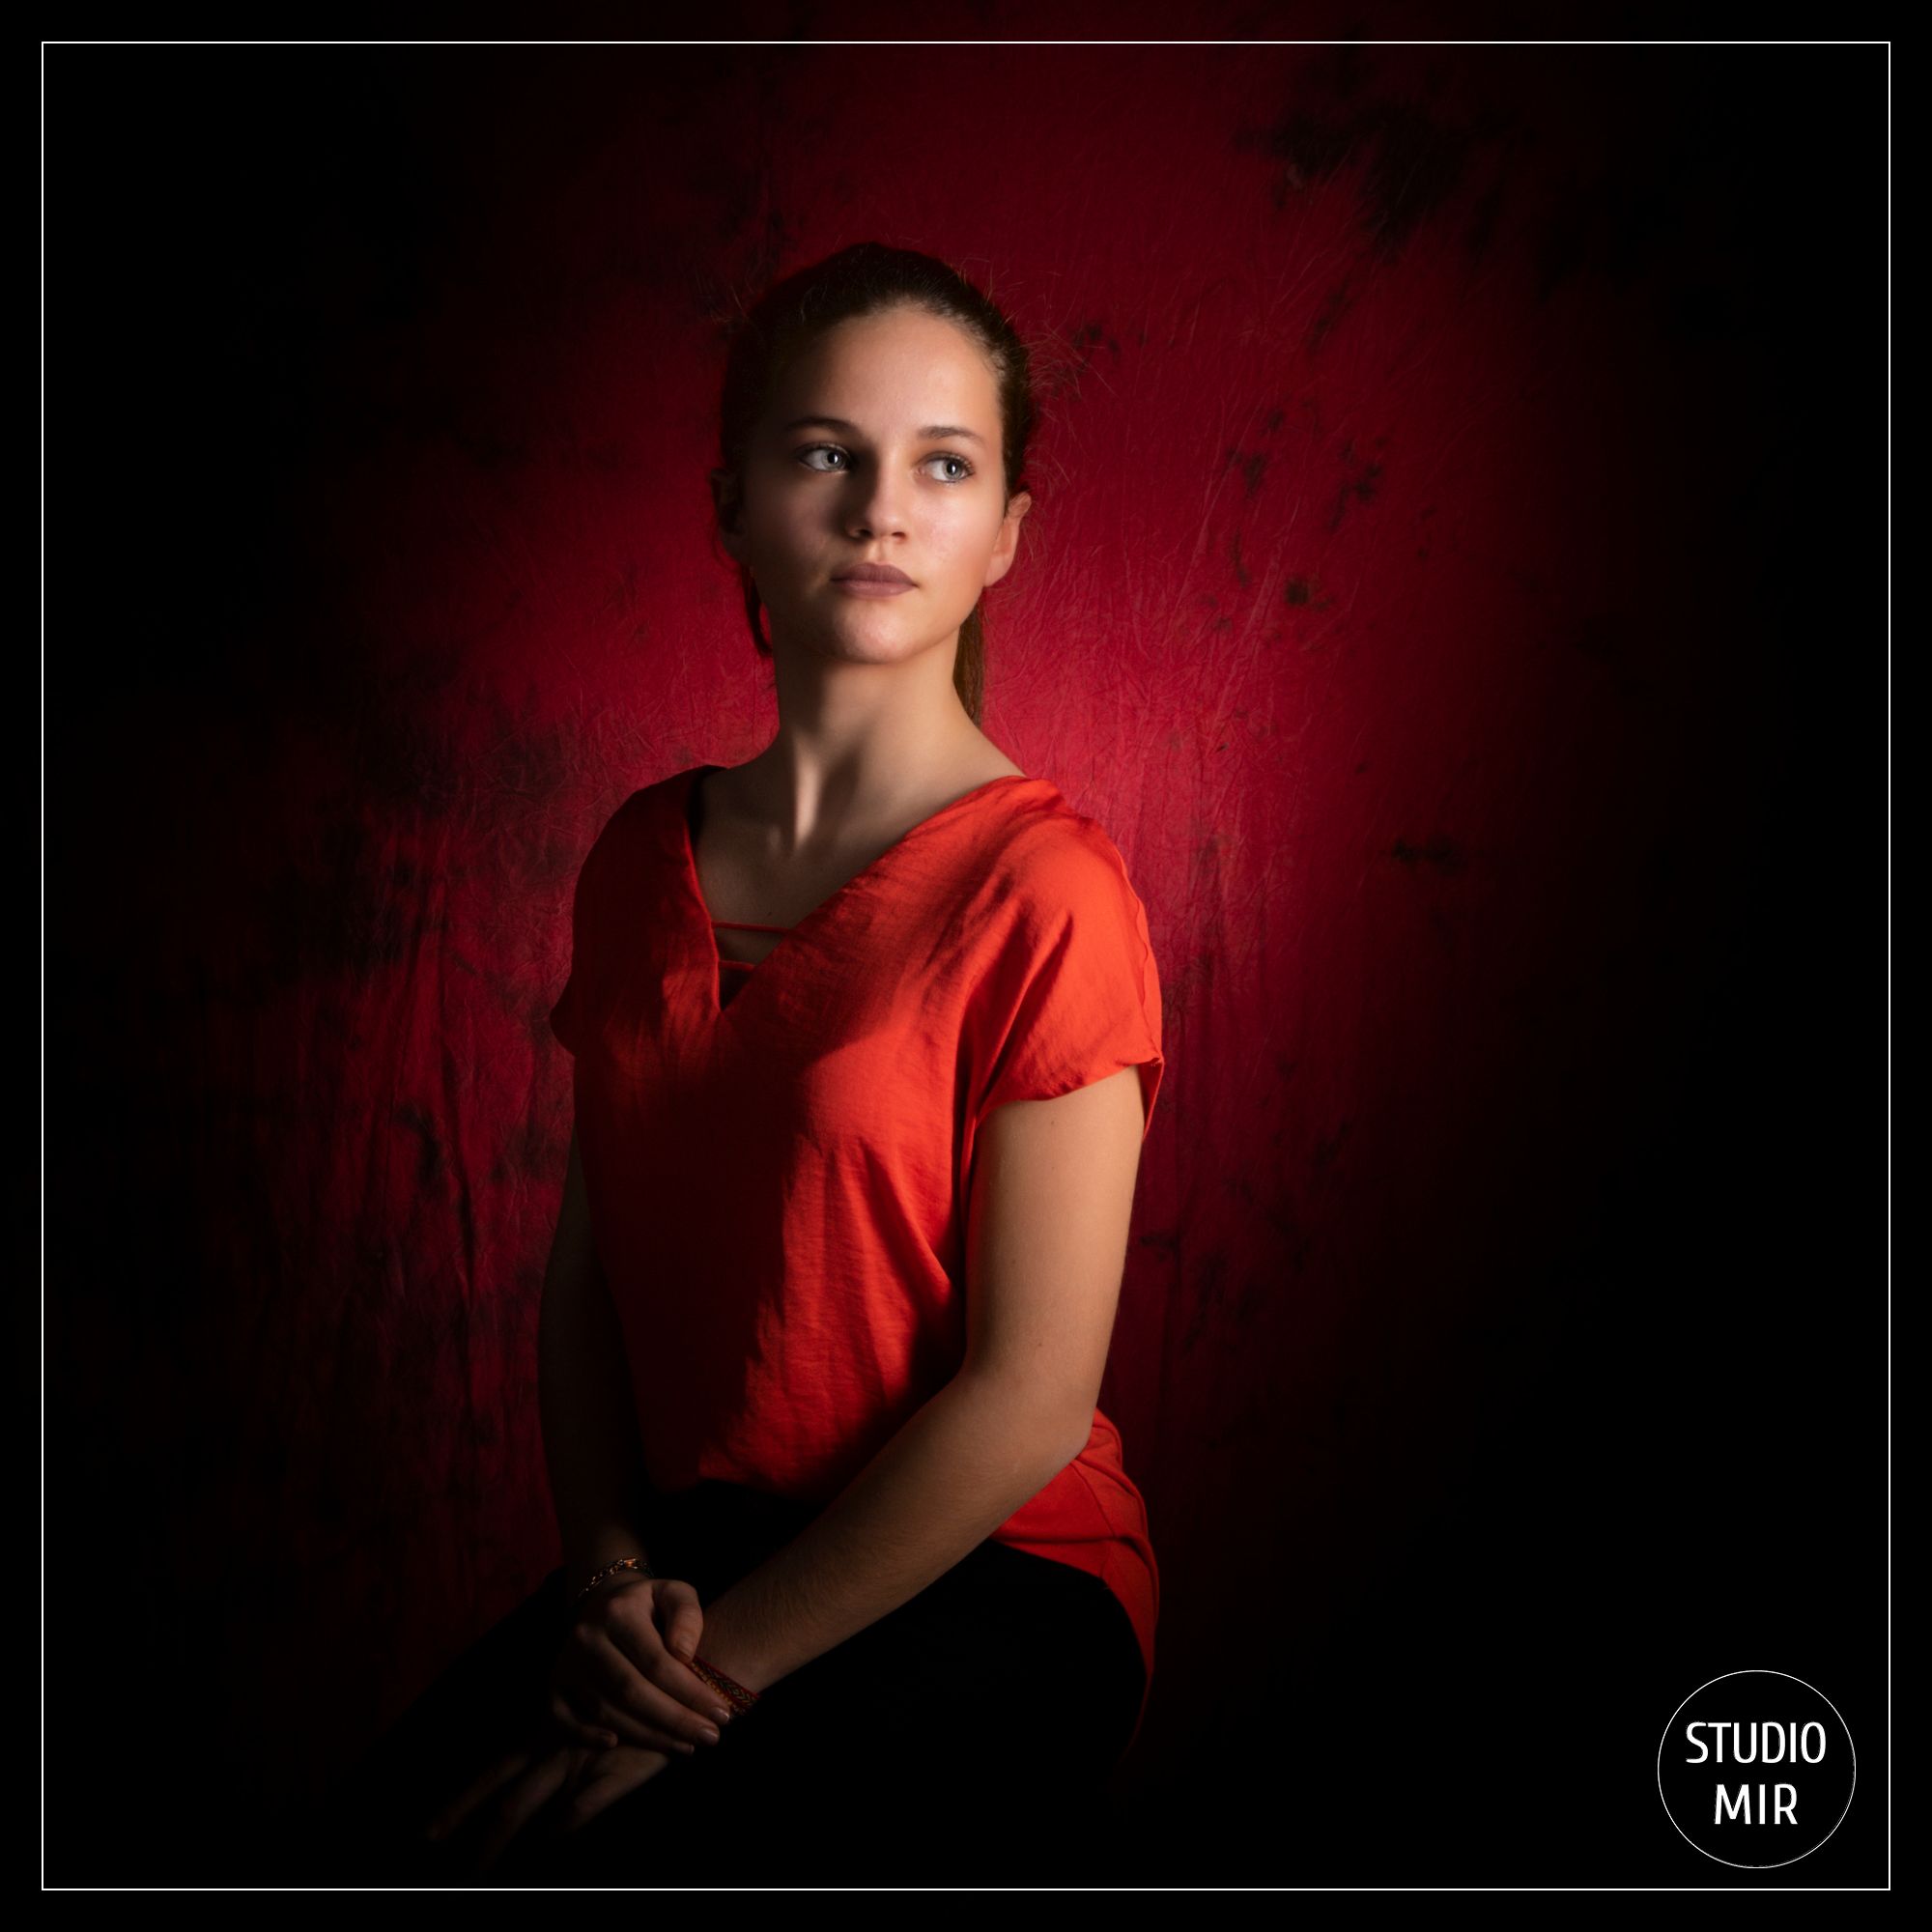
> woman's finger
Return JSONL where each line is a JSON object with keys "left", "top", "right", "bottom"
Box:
{"left": 470, "top": 1747, "right": 579, "bottom": 1876}
{"left": 563, "top": 1620, "right": 732, "bottom": 1749}
{"left": 542, "top": 1693, "right": 624, "bottom": 1754}
{"left": 423, "top": 1742, "right": 535, "bottom": 1844}
{"left": 653, "top": 1577, "right": 705, "bottom": 1662}
{"left": 604, "top": 1582, "right": 729, "bottom": 1720}
{"left": 552, "top": 1747, "right": 676, "bottom": 1838}
{"left": 589, "top": 1632, "right": 731, "bottom": 1746}
{"left": 558, "top": 1675, "right": 703, "bottom": 1757}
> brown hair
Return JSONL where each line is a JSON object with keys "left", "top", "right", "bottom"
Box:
{"left": 711, "top": 242, "right": 1037, "bottom": 726}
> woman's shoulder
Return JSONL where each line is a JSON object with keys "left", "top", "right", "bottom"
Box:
{"left": 563, "top": 771, "right": 699, "bottom": 914}
{"left": 968, "top": 782, "right": 1165, "bottom": 1076}
{"left": 581, "top": 767, "right": 701, "bottom": 846}
{"left": 982, "top": 781, "right": 1151, "bottom": 922}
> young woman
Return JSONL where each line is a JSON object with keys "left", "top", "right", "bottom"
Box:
{"left": 315, "top": 242, "right": 1166, "bottom": 1887}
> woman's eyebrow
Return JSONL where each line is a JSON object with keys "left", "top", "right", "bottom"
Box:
{"left": 780, "top": 413, "right": 987, "bottom": 447}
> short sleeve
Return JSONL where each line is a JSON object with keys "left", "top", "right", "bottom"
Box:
{"left": 548, "top": 972, "right": 584, "bottom": 1056}
{"left": 547, "top": 791, "right": 635, "bottom": 1058}
{"left": 973, "top": 832, "right": 1166, "bottom": 1144}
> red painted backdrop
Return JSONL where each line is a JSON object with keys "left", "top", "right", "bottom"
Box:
{"left": 47, "top": 21, "right": 1885, "bottom": 1886}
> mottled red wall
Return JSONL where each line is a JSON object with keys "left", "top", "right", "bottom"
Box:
{"left": 47, "top": 20, "right": 1884, "bottom": 1885}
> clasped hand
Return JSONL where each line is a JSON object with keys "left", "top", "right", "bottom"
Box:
{"left": 423, "top": 1571, "right": 737, "bottom": 1876}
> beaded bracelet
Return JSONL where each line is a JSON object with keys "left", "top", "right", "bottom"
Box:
{"left": 685, "top": 1654, "right": 761, "bottom": 1717}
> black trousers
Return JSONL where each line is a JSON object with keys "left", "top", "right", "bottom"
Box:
{"left": 301, "top": 1481, "right": 1148, "bottom": 1888}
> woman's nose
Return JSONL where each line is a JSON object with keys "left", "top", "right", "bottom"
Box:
{"left": 843, "top": 467, "right": 909, "bottom": 538}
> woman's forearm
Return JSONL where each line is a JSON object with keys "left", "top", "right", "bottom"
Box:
{"left": 692, "top": 1373, "right": 1084, "bottom": 1696}
{"left": 539, "top": 1249, "right": 658, "bottom": 1597}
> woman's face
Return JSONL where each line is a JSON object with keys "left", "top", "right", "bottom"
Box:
{"left": 718, "top": 305, "right": 1031, "bottom": 671}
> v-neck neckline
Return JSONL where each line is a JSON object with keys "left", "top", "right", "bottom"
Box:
{"left": 675, "top": 762, "right": 1042, "bottom": 1021}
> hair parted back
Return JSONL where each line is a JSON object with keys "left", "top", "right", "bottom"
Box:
{"left": 713, "top": 242, "right": 1037, "bottom": 726}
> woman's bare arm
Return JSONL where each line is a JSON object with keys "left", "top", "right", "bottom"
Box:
{"left": 690, "top": 1064, "right": 1149, "bottom": 1695}
{"left": 539, "top": 1127, "right": 659, "bottom": 1596}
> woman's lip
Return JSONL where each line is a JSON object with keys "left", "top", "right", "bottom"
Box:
{"left": 833, "top": 577, "right": 916, "bottom": 596}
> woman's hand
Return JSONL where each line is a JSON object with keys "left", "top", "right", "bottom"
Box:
{"left": 426, "top": 1730, "right": 676, "bottom": 1877}
{"left": 547, "top": 1571, "right": 738, "bottom": 1756}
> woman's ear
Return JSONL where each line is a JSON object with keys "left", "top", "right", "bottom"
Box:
{"left": 710, "top": 468, "right": 747, "bottom": 558}
{"left": 983, "top": 488, "right": 1033, "bottom": 590}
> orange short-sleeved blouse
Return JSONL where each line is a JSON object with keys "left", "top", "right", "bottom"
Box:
{"left": 549, "top": 763, "right": 1165, "bottom": 1748}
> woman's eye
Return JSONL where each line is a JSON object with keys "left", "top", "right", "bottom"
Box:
{"left": 793, "top": 445, "right": 974, "bottom": 482}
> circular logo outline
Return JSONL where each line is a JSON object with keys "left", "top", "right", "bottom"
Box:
{"left": 1656, "top": 1667, "right": 1857, "bottom": 1870}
